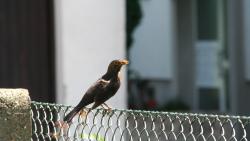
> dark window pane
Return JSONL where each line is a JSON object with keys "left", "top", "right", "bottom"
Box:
{"left": 197, "top": 0, "right": 218, "bottom": 40}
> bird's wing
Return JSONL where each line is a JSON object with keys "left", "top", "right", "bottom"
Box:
{"left": 86, "top": 79, "right": 110, "bottom": 94}
{"left": 93, "top": 79, "right": 120, "bottom": 108}
{"left": 78, "top": 79, "right": 110, "bottom": 105}
{"left": 63, "top": 79, "right": 109, "bottom": 123}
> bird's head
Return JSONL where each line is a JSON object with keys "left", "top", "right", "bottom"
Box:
{"left": 110, "top": 59, "right": 129, "bottom": 66}
{"left": 104, "top": 59, "right": 129, "bottom": 78}
{"left": 108, "top": 59, "right": 129, "bottom": 70}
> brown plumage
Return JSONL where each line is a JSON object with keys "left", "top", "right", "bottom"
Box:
{"left": 63, "top": 59, "right": 128, "bottom": 123}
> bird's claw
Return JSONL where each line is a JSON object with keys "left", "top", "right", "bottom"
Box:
{"left": 102, "top": 108, "right": 113, "bottom": 115}
{"left": 55, "top": 120, "right": 69, "bottom": 128}
{"left": 101, "top": 103, "right": 113, "bottom": 115}
{"left": 50, "top": 132, "right": 60, "bottom": 139}
{"left": 107, "top": 108, "right": 112, "bottom": 113}
{"left": 51, "top": 120, "right": 69, "bottom": 139}
{"left": 79, "top": 109, "right": 89, "bottom": 119}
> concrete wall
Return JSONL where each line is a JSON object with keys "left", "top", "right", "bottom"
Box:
{"left": 0, "top": 89, "right": 31, "bottom": 140}
{"left": 54, "top": 0, "right": 127, "bottom": 109}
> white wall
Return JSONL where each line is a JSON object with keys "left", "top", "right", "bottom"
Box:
{"left": 129, "top": 0, "right": 176, "bottom": 79}
{"left": 54, "top": 0, "right": 127, "bottom": 109}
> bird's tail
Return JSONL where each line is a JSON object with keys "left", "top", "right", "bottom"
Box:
{"left": 63, "top": 106, "right": 81, "bottom": 123}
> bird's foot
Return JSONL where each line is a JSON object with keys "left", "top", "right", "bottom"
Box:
{"left": 51, "top": 120, "right": 69, "bottom": 139}
{"left": 55, "top": 120, "right": 70, "bottom": 128}
{"left": 50, "top": 132, "right": 60, "bottom": 139}
{"left": 101, "top": 103, "right": 113, "bottom": 115}
{"left": 102, "top": 107, "right": 113, "bottom": 115}
{"left": 106, "top": 107, "right": 112, "bottom": 114}
{"left": 79, "top": 109, "right": 89, "bottom": 119}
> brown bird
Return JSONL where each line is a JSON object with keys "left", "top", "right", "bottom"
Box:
{"left": 63, "top": 59, "right": 129, "bottom": 123}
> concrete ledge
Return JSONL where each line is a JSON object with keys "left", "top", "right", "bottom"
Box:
{"left": 0, "top": 89, "right": 31, "bottom": 141}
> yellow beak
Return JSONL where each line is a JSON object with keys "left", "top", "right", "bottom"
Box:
{"left": 119, "top": 59, "right": 129, "bottom": 65}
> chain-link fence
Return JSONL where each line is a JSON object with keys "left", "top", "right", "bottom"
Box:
{"left": 31, "top": 101, "right": 250, "bottom": 141}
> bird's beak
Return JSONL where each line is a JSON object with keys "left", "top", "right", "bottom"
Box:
{"left": 119, "top": 59, "right": 129, "bottom": 65}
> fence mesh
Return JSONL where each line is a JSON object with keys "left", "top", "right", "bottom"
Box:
{"left": 31, "top": 101, "right": 250, "bottom": 141}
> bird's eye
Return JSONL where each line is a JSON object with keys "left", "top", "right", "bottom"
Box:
{"left": 115, "top": 62, "right": 119, "bottom": 65}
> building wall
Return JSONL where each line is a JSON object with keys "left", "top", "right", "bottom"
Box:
{"left": 129, "top": 0, "right": 250, "bottom": 113}
{"left": 176, "top": 0, "right": 196, "bottom": 109}
{"left": 54, "top": 0, "right": 127, "bottom": 109}
{"left": 129, "top": 0, "right": 176, "bottom": 80}
{"left": 228, "top": 0, "right": 250, "bottom": 115}
{"left": 244, "top": 0, "right": 250, "bottom": 81}
{"left": 128, "top": 0, "right": 177, "bottom": 107}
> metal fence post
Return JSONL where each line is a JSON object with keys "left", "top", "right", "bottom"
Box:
{"left": 0, "top": 89, "right": 31, "bottom": 141}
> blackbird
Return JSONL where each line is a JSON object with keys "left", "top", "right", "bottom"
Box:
{"left": 63, "top": 59, "right": 129, "bottom": 123}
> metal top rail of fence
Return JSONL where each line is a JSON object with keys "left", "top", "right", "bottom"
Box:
{"left": 31, "top": 101, "right": 250, "bottom": 141}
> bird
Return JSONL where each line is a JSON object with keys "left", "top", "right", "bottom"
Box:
{"left": 63, "top": 59, "right": 129, "bottom": 123}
